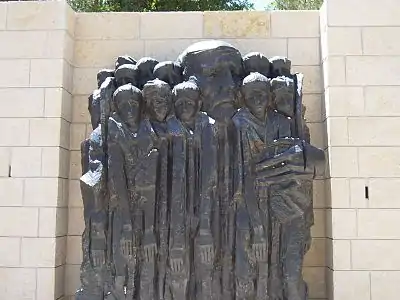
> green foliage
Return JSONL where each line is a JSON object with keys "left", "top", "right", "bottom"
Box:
{"left": 68, "top": 0, "right": 254, "bottom": 12}
{"left": 268, "top": 0, "right": 323, "bottom": 10}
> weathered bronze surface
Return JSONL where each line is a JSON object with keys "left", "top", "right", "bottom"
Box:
{"left": 76, "top": 40, "right": 325, "bottom": 300}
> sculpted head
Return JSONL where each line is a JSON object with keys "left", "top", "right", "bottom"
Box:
{"left": 269, "top": 56, "right": 291, "bottom": 78}
{"left": 177, "top": 40, "right": 243, "bottom": 121}
{"left": 113, "top": 84, "right": 142, "bottom": 129}
{"left": 271, "top": 76, "right": 295, "bottom": 117}
{"left": 97, "top": 69, "right": 114, "bottom": 88}
{"left": 115, "top": 64, "right": 138, "bottom": 87}
{"left": 153, "top": 61, "right": 183, "bottom": 88}
{"left": 136, "top": 57, "right": 159, "bottom": 88}
{"left": 173, "top": 80, "right": 201, "bottom": 124}
{"left": 115, "top": 55, "right": 136, "bottom": 69}
{"left": 242, "top": 72, "right": 270, "bottom": 121}
{"left": 243, "top": 52, "right": 270, "bottom": 78}
{"left": 142, "top": 79, "right": 172, "bottom": 123}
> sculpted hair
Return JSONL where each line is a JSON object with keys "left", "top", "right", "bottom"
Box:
{"left": 242, "top": 72, "right": 269, "bottom": 86}
{"left": 115, "top": 64, "right": 138, "bottom": 84}
{"left": 172, "top": 80, "right": 200, "bottom": 99}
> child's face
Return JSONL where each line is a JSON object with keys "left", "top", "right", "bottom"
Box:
{"left": 147, "top": 89, "right": 171, "bottom": 122}
{"left": 243, "top": 82, "right": 269, "bottom": 121}
{"left": 273, "top": 86, "right": 294, "bottom": 117}
{"left": 174, "top": 90, "right": 200, "bottom": 123}
{"left": 117, "top": 94, "right": 141, "bottom": 129}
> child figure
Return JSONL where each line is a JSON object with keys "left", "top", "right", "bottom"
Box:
{"left": 172, "top": 80, "right": 217, "bottom": 300}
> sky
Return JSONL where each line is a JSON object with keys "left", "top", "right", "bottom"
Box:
{"left": 252, "top": 0, "right": 272, "bottom": 10}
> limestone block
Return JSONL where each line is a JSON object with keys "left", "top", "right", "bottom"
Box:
{"left": 323, "top": 27, "right": 362, "bottom": 59}
{"left": 21, "top": 236, "right": 66, "bottom": 267}
{"left": 66, "top": 3, "right": 76, "bottom": 37}
{"left": 326, "top": 239, "right": 351, "bottom": 270}
{"left": 326, "top": 209, "right": 357, "bottom": 239}
{"left": 204, "top": 11, "right": 269, "bottom": 38}
{"left": 37, "top": 266, "right": 65, "bottom": 300}
{"left": 0, "top": 31, "right": 70, "bottom": 60}
{"left": 369, "top": 178, "right": 400, "bottom": 208}
{"left": 303, "top": 238, "right": 326, "bottom": 267}
{"left": 72, "top": 95, "right": 91, "bottom": 124}
{"left": 325, "top": 86, "right": 364, "bottom": 117}
{"left": 292, "top": 65, "right": 323, "bottom": 94}
{"left": 348, "top": 117, "right": 400, "bottom": 146}
{"left": 39, "top": 207, "right": 68, "bottom": 238}
{"left": 328, "top": 146, "right": 358, "bottom": 178}
{"left": 307, "top": 122, "right": 326, "bottom": 149}
{"left": 0, "top": 88, "right": 44, "bottom": 118}
{"left": 0, "top": 268, "right": 37, "bottom": 299}
{"left": 69, "top": 150, "right": 82, "bottom": 180}
{"left": 74, "top": 40, "right": 144, "bottom": 68}
{"left": 70, "top": 123, "right": 87, "bottom": 151}
{"left": 76, "top": 12, "right": 140, "bottom": 40}
{"left": 303, "top": 267, "right": 326, "bottom": 298}
{"left": 222, "top": 38, "right": 288, "bottom": 58}
{"left": 0, "top": 207, "right": 38, "bottom": 237}
{"left": 332, "top": 271, "right": 370, "bottom": 300}
{"left": 349, "top": 178, "right": 368, "bottom": 208}
{"left": 73, "top": 68, "right": 97, "bottom": 95}
{"left": 24, "top": 178, "right": 63, "bottom": 207}
{"left": 312, "top": 179, "right": 326, "bottom": 208}
{"left": 29, "top": 118, "right": 66, "bottom": 147}
{"left": 288, "top": 38, "right": 320, "bottom": 66}
{"left": 322, "top": 56, "right": 346, "bottom": 88}
{"left": 0, "top": 2, "right": 6, "bottom": 30}
{"left": 0, "top": 178, "right": 24, "bottom": 206}
{"left": 0, "top": 147, "right": 10, "bottom": 177}
{"left": 68, "top": 179, "right": 83, "bottom": 208}
{"left": 327, "top": 0, "right": 400, "bottom": 26}
{"left": 327, "top": 117, "right": 348, "bottom": 146}
{"left": 30, "top": 59, "right": 66, "bottom": 88}
{"left": 67, "top": 235, "right": 83, "bottom": 265}
{"left": 141, "top": 12, "right": 203, "bottom": 39}
{"left": 0, "top": 237, "right": 21, "bottom": 267}
{"left": 65, "top": 264, "right": 81, "bottom": 296}
{"left": 7, "top": 1, "right": 71, "bottom": 31}
{"left": 144, "top": 39, "right": 203, "bottom": 61}
{"left": 359, "top": 147, "right": 400, "bottom": 177}
{"left": 302, "top": 94, "right": 322, "bottom": 123}
{"left": 346, "top": 56, "right": 400, "bottom": 86}
{"left": 11, "top": 147, "right": 42, "bottom": 177}
{"left": 68, "top": 207, "right": 84, "bottom": 236}
{"left": 327, "top": 178, "right": 350, "bottom": 208}
{"left": 365, "top": 86, "right": 400, "bottom": 116}
{"left": 358, "top": 209, "right": 400, "bottom": 239}
{"left": 45, "top": 88, "right": 72, "bottom": 122}
{"left": 311, "top": 208, "right": 325, "bottom": 238}
{"left": 371, "top": 271, "right": 400, "bottom": 300}
{"left": 0, "top": 59, "right": 30, "bottom": 88}
{"left": 42, "top": 147, "right": 70, "bottom": 178}
{"left": 271, "top": 11, "right": 320, "bottom": 37}
{"left": 0, "top": 118, "right": 29, "bottom": 146}
{"left": 363, "top": 27, "right": 400, "bottom": 55}
{"left": 352, "top": 240, "right": 400, "bottom": 270}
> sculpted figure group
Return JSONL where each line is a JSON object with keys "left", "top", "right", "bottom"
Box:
{"left": 77, "top": 40, "right": 324, "bottom": 300}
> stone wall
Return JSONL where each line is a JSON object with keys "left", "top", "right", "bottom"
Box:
{"left": 0, "top": 2, "right": 74, "bottom": 300}
{"left": 320, "top": 1, "right": 400, "bottom": 299}
{"left": 0, "top": 0, "right": 397, "bottom": 299}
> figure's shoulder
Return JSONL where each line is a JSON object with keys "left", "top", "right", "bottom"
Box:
{"left": 197, "top": 112, "right": 215, "bottom": 127}
{"left": 232, "top": 108, "right": 251, "bottom": 128}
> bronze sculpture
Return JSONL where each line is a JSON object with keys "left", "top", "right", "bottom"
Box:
{"left": 76, "top": 40, "right": 324, "bottom": 300}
